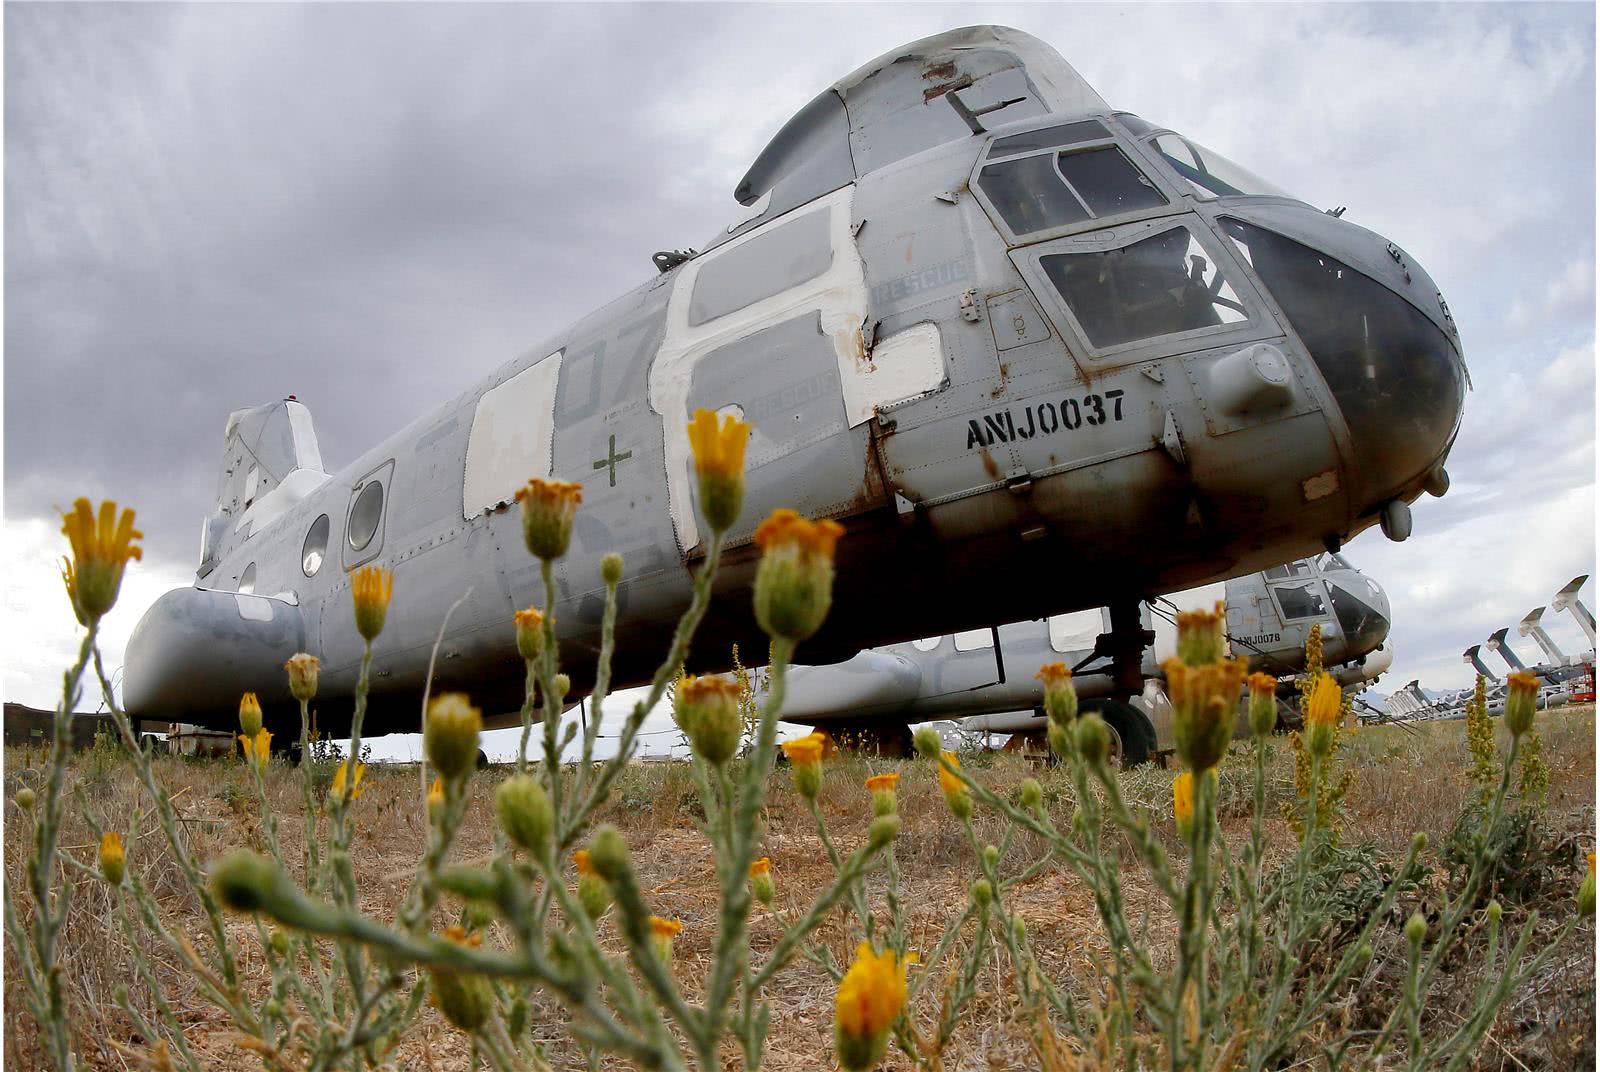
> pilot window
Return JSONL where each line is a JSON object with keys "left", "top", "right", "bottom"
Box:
{"left": 988, "top": 120, "right": 1111, "bottom": 159}
{"left": 347, "top": 481, "right": 384, "bottom": 551}
{"left": 1264, "top": 560, "right": 1315, "bottom": 581}
{"left": 978, "top": 145, "right": 1167, "bottom": 238}
{"left": 1040, "top": 226, "right": 1248, "bottom": 350}
{"left": 1273, "top": 581, "right": 1327, "bottom": 621}
{"left": 1149, "top": 133, "right": 1293, "bottom": 200}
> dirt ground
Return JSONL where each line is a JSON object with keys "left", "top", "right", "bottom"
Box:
{"left": 5, "top": 706, "right": 1595, "bottom": 1071}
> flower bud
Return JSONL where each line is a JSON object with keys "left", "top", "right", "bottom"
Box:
{"left": 15, "top": 788, "right": 35, "bottom": 811}
{"left": 575, "top": 849, "right": 611, "bottom": 921}
{"left": 238, "top": 692, "right": 263, "bottom": 738}
{"left": 865, "top": 772, "right": 899, "bottom": 817}
{"left": 1404, "top": 912, "right": 1426, "bottom": 947}
{"left": 1047, "top": 720, "right": 1074, "bottom": 761}
{"left": 1074, "top": 713, "right": 1110, "bottom": 768}
{"left": 749, "top": 857, "right": 775, "bottom": 906}
{"left": 971, "top": 879, "right": 993, "bottom": 907}
{"left": 868, "top": 814, "right": 902, "bottom": 850}
{"left": 1247, "top": 673, "right": 1277, "bottom": 738}
{"left": 425, "top": 693, "right": 482, "bottom": 781}
{"left": 350, "top": 565, "right": 393, "bottom": 642}
{"left": 99, "top": 831, "right": 126, "bottom": 886}
{"left": 515, "top": 478, "right": 583, "bottom": 562}
{"left": 429, "top": 927, "right": 492, "bottom": 1034}
{"left": 60, "top": 499, "right": 143, "bottom": 622}
{"left": 913, "top": 726, "right": 943, "bottom": 759}
{"left": 1018, "top": 778, "right": 1042, "bottom": 812}
{"left": 553, "top": 674, "right": 571, "bottom": 702}
{"left": 1412, "top": 831, "right": 1428, "bottom": 855}
{"left": 752, "top": 509, "right": 843, "bottom": 642}
{"left": 1504, "top": 670, "right": 1538, "bottom": 738}
{"left": 982, "top": 844, "right": 1000, "bottom": 871}
{"left": 495, "top": 775, "right": 553, "bottom": 856}
{"left": 270, "top": 929, "right": 292, "bottom": 956}
{"left": 508, "top": 996, "right": 530, "bottom": 1039}
{"left": 1036, "top": 663, "right": 1077, "bottom": 725}
{"left": 600, "top": 552, "right": 625, "bottom": 587}
{"left": 209, "top": 849, "right": 290, "bottom": 915}
{"left": 1012, "top": 916, "right": 1026, "bottom": 943}
{"left": 464, "top": 900, "right": 496, "bottom": 933}
{"left": 1355, "top": 942, "right": 1372, "bottom": 964}
{"left": 284, "top": 653, "right": 320, "bottom": 702}
{"left": 263, "top": 998, "right": 283, "bottom": 1020}
{"left": 1070, "top": 807, "right": 1087, "bottom": 836}
{"left": 675, "top": 674, "right": 744, "bottom": 766}
{"left": 649, "top": 915, "right": 683, "bottom": 962}
{"left": 687, "top": 408, "right": 752, "bottom": 534}
{"left": 1579, "top": 854, "right": 1596, "bottom": 918}
{"left": 513, "top": 608, "right": 544, "bottom": 662}
{"left": 782, "top": 735, "right": 825, "bottom": 799}
{"left": 1486, "top": 900, "right": 1503, "bottom": 927}
{"left": 588, "top": 826, "right": 631, "bottom": 883}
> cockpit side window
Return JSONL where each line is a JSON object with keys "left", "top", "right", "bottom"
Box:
{"left": 1273, "top": 581, "right": 1328, "bottom": 621}
{"left": 1039, "top": 225, "right": 1248, "bottom": 350}
{"left": 989, "top": 120, "right": 1111, "bottom": 159}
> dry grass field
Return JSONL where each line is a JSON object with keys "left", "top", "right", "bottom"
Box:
{"left": 6, "top": 706, "right": 1595, "bottom": 1071}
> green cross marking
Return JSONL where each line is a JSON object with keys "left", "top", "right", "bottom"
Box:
{"left": 593, "top": 434, "right": 633, "bottom": 487}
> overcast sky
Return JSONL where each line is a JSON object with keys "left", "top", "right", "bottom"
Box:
{"left": 4, "top": 4, "right": 1594, "bottom": 756}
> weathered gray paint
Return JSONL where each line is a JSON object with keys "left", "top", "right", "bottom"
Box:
{"left": 123, "top": 25, "right": 1467, "bottom": 743}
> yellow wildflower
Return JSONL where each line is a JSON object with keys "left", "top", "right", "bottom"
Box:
{"left": 749, "top": 856, "right": 772, "bottom": 877}
{"left": 865, "top": 773, "right": 899, "bottom": 792}
{"left": 1581, "top": 852, "right": 1596, "bottom": 917}
{"left": 350, "top": 565, "right": 393, "bottom": 641}
{"left": 60, "top": 498, "right": 143, "bottom": 621}
{"left": 688, "top": 407, "right": 752, "bottom": 532}
{"left": 515, "top": 478, "right": 583, "bottom": 561}
{"left": 239, "top": 728, "right": 273, "bottom": 771}
{"left": 573, "top": 848, "right": 595, "bottom": 876}
{"left": 1505, "top": 669, "right": 1539, "bottom": 738}
{"left": 284, "top": 653, "right": 319, "bottom": 702}
{"left": 866, "top": 771, "right": 899, "bottom": 816}
{"left": 427, "top": 777, "right": 446, "bottom": 822}
{"left": 834, "top": 941, "right": 912, "bottom": 1071}
{"left": 937, "top": 750, "right": 971, "bottom": 819}
{"left": 1303, "top": 671, "right": 1342, "bottom": 757}
{"left": 330, "top": 760, "right": 365, "bottom": 802}
{"left": 1247, "top": 672, "right": 1278, "bottom": 738}
{"left": 1173, "top": 772, "right": 1195, "bottom": 839}
{"left": 1036, "top": 661, "right": 1078, "bottom": 724}
{"left": 513, "top": 607, "right": 545, "bottom": 662}
{"left": 99, "top": 831, "right": 126, "bottom": 886}
{"left": 782, "top": 734, "right": 824, "bottom": 798}
{"left": 1165, "top": 657, "right": 1249, "bottom": 771}
{"left": 752, "top": 508, "right": 844, "bottom": 641}
{"left": 649, "top": 915, "right": 683, "bottom": 961}
{"left": 429, "top": 926, "right": 491, "bottom": 1032}
{"left": 1175, "top": 602, "right": 1227, "bottom": 666}
{"left": 674, "top": 673, "right": 744, "bottom": 766}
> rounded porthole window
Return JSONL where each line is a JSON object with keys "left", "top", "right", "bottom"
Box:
{"left": 238, "top": 563, "right": 256, "bottom": 595}
{"left": 302, "top": 513, "right": 330, "bottom": 576}
{"left": 347, "top": 481, "right": 384, "bottom": 551}
{"left": 912, "top": 636, "right": 943, "bottom": 652}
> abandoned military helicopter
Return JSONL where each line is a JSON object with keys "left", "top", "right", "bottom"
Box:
{"left": 769, "top": 552, "right": 1393, "bottom": 763}
{"left": 123, "top": 25, "right": 1466, "bottom": 743}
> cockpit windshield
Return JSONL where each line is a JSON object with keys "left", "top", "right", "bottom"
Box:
{"left": 1148, "top": 132, "right": 1294, "bottom": 201}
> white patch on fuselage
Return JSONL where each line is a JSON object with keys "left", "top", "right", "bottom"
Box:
{"left": 860, "top": 322, "right": 947, "bottom": 415}
{"left": 462, "top": 351, "right": 564, "bottom": 518}
{"left": 651, "top": 185, "right": 869, "bottom": 551}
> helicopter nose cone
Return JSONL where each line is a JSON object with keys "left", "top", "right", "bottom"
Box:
{"left": 1219, "top": 214, "right": 1466, "bottom": 515}
{"left": 1325, "top": 570, "right": 1392, "bottom": 660}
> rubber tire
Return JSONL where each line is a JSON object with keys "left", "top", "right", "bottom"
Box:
{"left": 476, "top": 748, "right": 490, "bottom": 771}
{"left": 1079, "top": 698, "right": 1154, "bottom": 768}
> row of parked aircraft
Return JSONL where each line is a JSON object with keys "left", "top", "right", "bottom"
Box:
{"left": 1379, "top": 575, "right": 1596, "bottom": 724}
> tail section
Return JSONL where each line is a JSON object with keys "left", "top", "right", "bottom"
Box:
{"left": 198, "top": 398, "right": 327, "bottom": 579}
